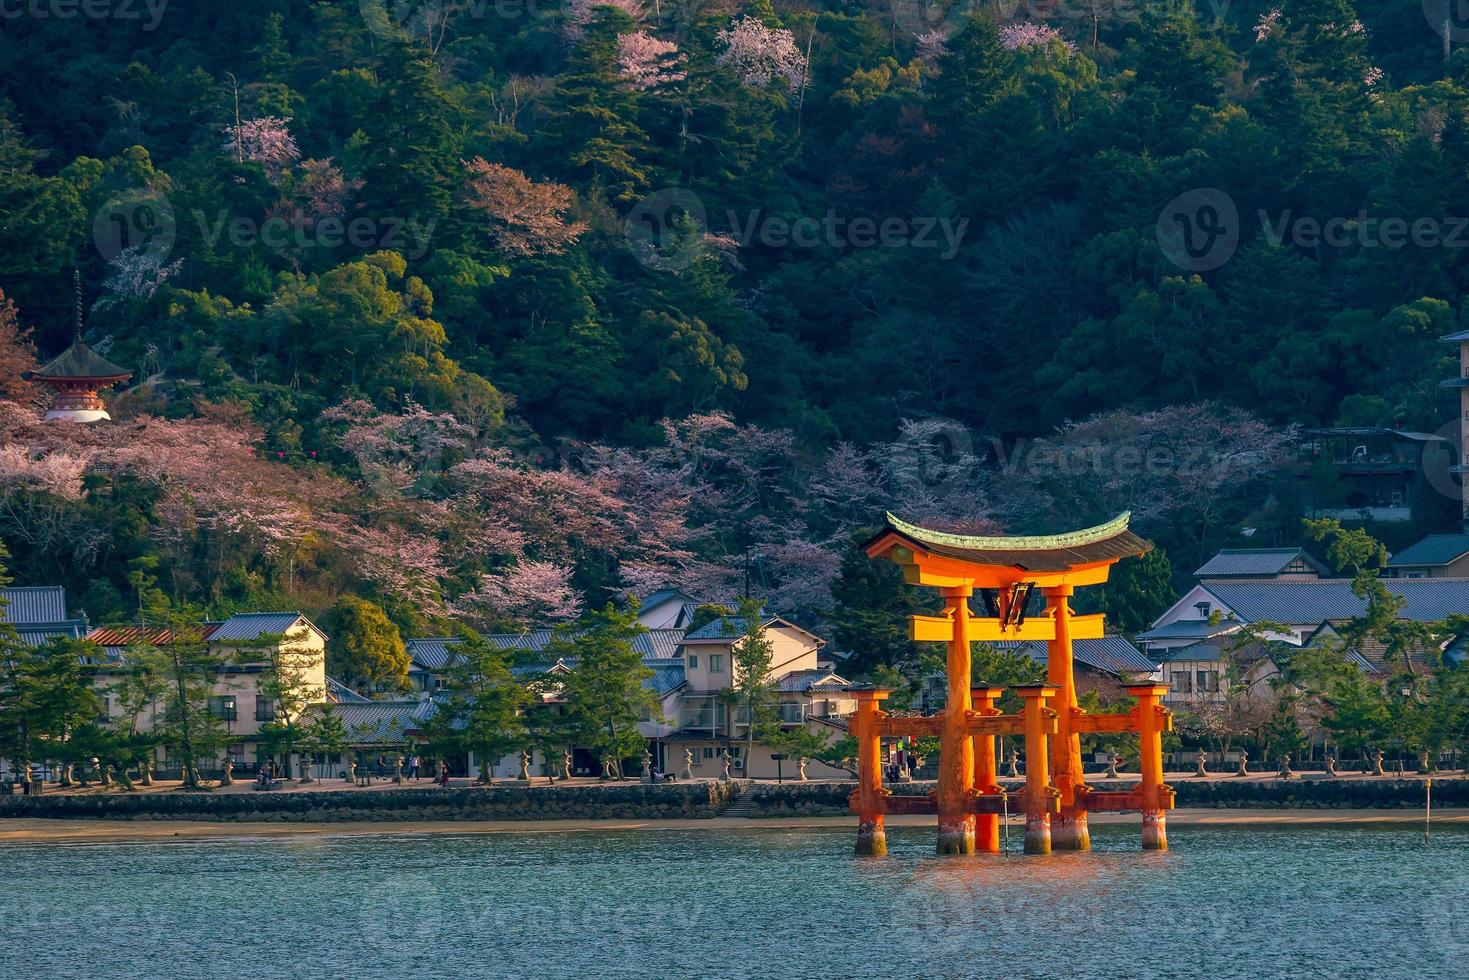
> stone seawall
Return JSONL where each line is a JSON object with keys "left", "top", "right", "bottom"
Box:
{"left": 0, "top": 781, "right": 745, "bottom": 823}
{"left": 745, "top": 777, "right": 1463, "bottom": 817}
{"left": 0, "top": 777, "right": 1455, "bottom": 824}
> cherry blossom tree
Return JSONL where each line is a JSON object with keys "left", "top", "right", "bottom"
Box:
{"left": 0, "top": 289, "right": 38, "bottom": 405}
{"left": 1254, "top": 8, "right": 1282, "bottom": 43}
{"left": 617, "top": 31, "right": 687, "bottom": 90}
{"left": 297, "top": 158, "right": 362, "bottom": 221}
{"left": 715, "top": 17, "right": 807, "bottom": 89}
{"left": 463, "top": 158, "right": 588, "bottom": 256}
{"left": 998, "top": 22, "right": 1075, "bottom": 54}
{"left": 452, "top": 560, "right": 583, "bottom": 626}
{"left": 222, "top": 116, "right": 301, "bottom": 176}
{"left": 91, "top": 245, "right": 183, "bottom": 311}
{"left": 320, "top": 398, "right": 472, "bottom": 498}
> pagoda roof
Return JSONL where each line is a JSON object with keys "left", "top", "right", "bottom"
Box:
{"left": 867, "top": 512, "right": 1150, "bottom": 571}
{"left": 34, "top": 339, "right": 131, "bottom": 381}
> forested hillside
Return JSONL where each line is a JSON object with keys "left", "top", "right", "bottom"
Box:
{"left": 0, "top": 0, "right": 1465, "bottom": 648}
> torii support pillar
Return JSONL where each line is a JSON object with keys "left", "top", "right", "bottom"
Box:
{"left": 1044, "top": 585, "right": 1090, "bottom": 851}
{"left": 936, "top": 587, "right": 976, "bottom": 855}
{"left": 1016, "top": 684, "right": 1058, "bottom": 855}
{"left": 1129, "top": 683, "right": 1170, "bottom": 851}
{"left": 851, "top": 689, "right": 891, "bottom": 856}
{"left": 971, "top": 686, "right": 1005, "bottom": 854}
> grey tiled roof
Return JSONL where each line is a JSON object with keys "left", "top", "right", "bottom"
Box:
{"left": 508, "top": 656, "right": 684, "bottom": 696}
{"left": 442, "top": 627, "right": 687, "bottom": 661}
{"left": 326, "top": 677, "right": 372, "bottom": 704}
{"left": 684, "top": 615, "right": 755, "bottom": 641}
{"left": 1195, "top": 549, "right": 1327, "bottom": 578}
{"left": 1206, "top": 579, "right": 1469, "bottom": 625}
{"left": 993, "top": 636, "right": 1158, "bottom": 675}
{"left": 210, "top": 612, "right": 325, "bottom": 643}
{"left": 1387, "top": 534, "right": 1469, "bottom": 568}
{"left": 406, "top": 637, "right": 460, "bottom": 671}
{"left": 0, "top": 587, "right": 68, "bottom": 625}
{"left": 315, "top": 700, "right": 437, "bottom": 743}
{"left": 15, "top": 620, "right": 89, "bottom": 647}
{"left": 774, "top": 668, "right": 851, "bottom": 692}
{"left": 1135, "top": 620, "right": 1241, "bottom": 641}
{"left": 645, "top": 659, "right": 689, "bottom": 696}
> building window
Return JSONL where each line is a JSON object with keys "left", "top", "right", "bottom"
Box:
{"left": 1170, "top": 670, "right": 1191, "bottom": 693}
{"left": 96, "top": 694, "right": 111, "bottom": 724}
{"left": 208, "top": 696, "right": 237, "bottom": 721}
{"left": 639, "top": 706, "right": 651, "bottom": 722}
{"left": 255, "top": 696, "right": 276, "bottom": 722}
{"left": 709, "top": 654, "right": 724, "bottom": 672}
{"left": 702, "top": 747, "right": 715, "bottom": 760}
{"left": 687, "top": 654, "right": 698, "bottom": 670}
{"left": 1197, "top": 670, "right": 1219, "bottom": 693}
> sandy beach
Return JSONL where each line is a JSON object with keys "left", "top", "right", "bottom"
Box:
{"left": 0, "top": 807, "right": 1461, "bottom": 844}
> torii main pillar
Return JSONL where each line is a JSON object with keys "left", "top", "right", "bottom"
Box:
{"left": 1045, "top": 585, "right": 1089, "bottom": 851}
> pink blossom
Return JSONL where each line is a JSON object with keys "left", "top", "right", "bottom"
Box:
{"left": 998, "top": 22, "right": 1074, "bottom": 54}
{"left": 452, "top": 560, "right": 583, "bottom": 626}
{"left": 617, "top": 31, "right": 687, "bottom": 90}
{"left": 222, "top": 116, "right": 301, "bottom": 175}
{"left": 1254, "top": 8, "right": 1281, "bottom": 43}
{"left": 297, "top": 158, "right": 362, "bottom": 221}
{"left": 92, "top": 245, "right": 183, "bottom": 310}
{"left": 715, "top": 17, "right": 807, "bottom": 89}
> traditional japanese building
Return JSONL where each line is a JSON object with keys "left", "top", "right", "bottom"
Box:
{"left": 27, "top": 329, "right": 131, "bottom": 422}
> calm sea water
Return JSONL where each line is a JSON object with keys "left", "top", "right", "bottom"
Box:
{"left": 0, "top": 824, "right": 1463, "bottom": 979}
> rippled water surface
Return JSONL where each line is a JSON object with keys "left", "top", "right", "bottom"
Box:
{"left": 0, "top": 824, "right": 1464, "bottom": 979}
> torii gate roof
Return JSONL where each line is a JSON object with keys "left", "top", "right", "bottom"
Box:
{"left": 865, "top": 512, "right": 1150, "bottom": 587}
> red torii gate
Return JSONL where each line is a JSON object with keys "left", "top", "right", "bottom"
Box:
{"left": 851, "top": 512, "right": 1175, "bottom": 856}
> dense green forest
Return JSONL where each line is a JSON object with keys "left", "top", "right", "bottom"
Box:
{"left": 1, "top": 0, "right": 1467, "bottom": 648}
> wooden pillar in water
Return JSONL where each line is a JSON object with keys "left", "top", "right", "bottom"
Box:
{"left": 971, "top": 686, "right": 1004, "bottom": 854}
{"left": 852, "top": 689, "right": 891, "bottom": 856}
{"left": 936, "top": 587, "right": 976, "bottom": 855}
{"left": 1129, "top": 683, "right": 1169, "bottom": 851}
{"left": 1044, "top": 585, "right": 1089, "bottom": 851}
{"left": 1015, "top": 684, "right": 1056, "bottom": 855}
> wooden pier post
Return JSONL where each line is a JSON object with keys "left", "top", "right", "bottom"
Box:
{"left": 1128, "top": 683, "right": 1170, "bottom": 851}
{"left": 851, "top": 688, "right": 891, "bottom": 856}
{"left": 1016, "top": 684, "right": 1057, "bottom": 855}
{"left": 971, "top": 686, "right": 1004, "bottom": 853}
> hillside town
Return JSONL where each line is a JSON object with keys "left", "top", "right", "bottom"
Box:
{"left": 7, "top": 526, "right": 1469, "bottom": 791}
{"left": 7, "top": 326, "right": 1469, "bottom": 793}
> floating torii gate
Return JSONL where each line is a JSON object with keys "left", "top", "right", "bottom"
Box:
{"left": 851, "top": 513, "right": 1175, "bottom": 856}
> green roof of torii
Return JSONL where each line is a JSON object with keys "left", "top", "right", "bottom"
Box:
{"left": 871, "top": 512, "right": 1150, "bottom": 571}
{"left": 34, "top": 339, "right": 131, "bottom": 381}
